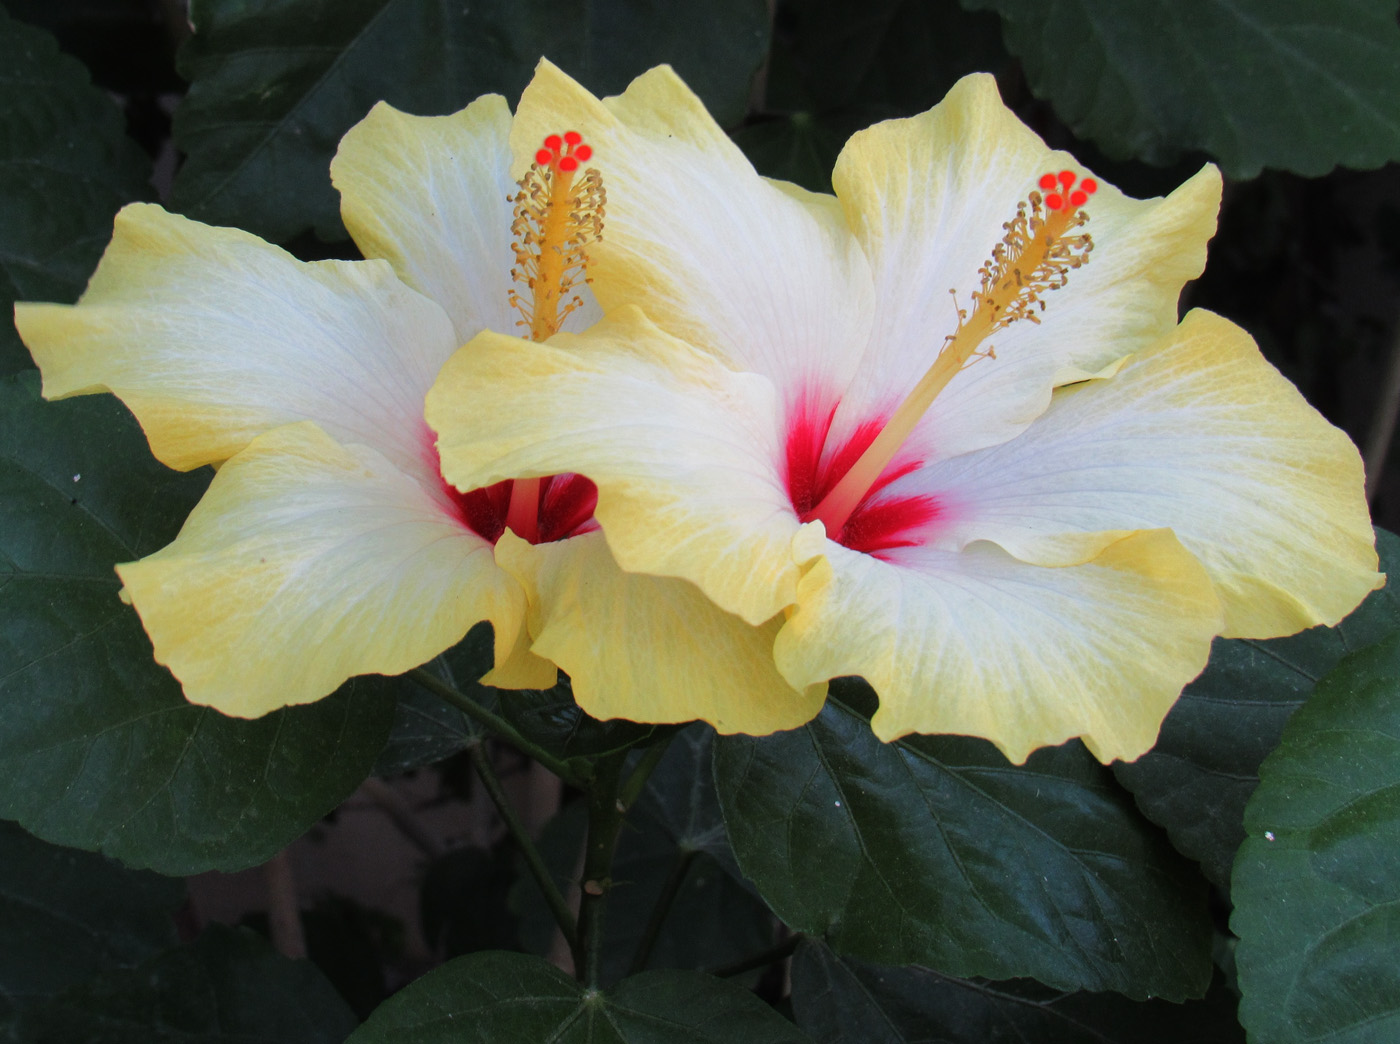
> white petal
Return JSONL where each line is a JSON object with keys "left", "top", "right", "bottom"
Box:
{"left": 828, "top": 74, "right": 1222, "bottom": 463}
{"left": 776, "top": 525, "right": 1223, "bottom": 763}
{"left": 116, "top": 422, "right": 535, "bottom": 716}
{"left": 916, "top": 310, "right": 1381, "bottom": 637}
{"left": 14, "top": 204, "right": 457, "bottom": 477}
{"left": 510, "top": 60, "right": 874, "bottom": 395}
{"left": 331, "top": 96, "right": 601, "bottom": 346}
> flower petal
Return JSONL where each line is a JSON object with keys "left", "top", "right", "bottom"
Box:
{"left": 427, "top": 306, "right": 802, "bottom": 626}
{"left": 115, "top": 422, "right": 540, "bottom": 717}
{"left": 775, "top": 526, "right": 1223, "bottom": 764}
{"left": 919, "top": 309, "right": 1381, "bottom": 637}
{"left": 330, "top": 96, "right": 600, "bottom": 346}
{"left": 828, "top": 73, "right": 1223, "bottom": 463}
{"left": 14, "top": 203, "right": 457, "bottom": 475}
{"left": 496, "top": 530, "right": 825, "bottom": 734}
{"left": 509, "top": 60, "right": 874, "bottom": 393}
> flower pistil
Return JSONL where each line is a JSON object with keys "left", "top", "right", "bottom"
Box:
{"left": 805, "top": 171, "right": 1096, "bottom": 537}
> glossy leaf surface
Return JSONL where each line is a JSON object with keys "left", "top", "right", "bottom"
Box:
{"left": 173, "top": 0, "right": 770, "bottom": 242}
{"left": 1116, "top": 528, "right": 1400, "bottom": 886}
{"left": 1233, "top": 632, "right": 1400, "bottom": 1044}
{"left": 13, "top": 925, "right": 357, "bottom": 1044}
{"left": 714, "top": 686, "right": 1211, "bottom": 999}
{"left": 347, "top": 951, "right": 812, "bottom": 1042}
{"left": 0, "top": 10, "right": 150, "bottom": 375}
{"left": 964, "top": 0, "right": 1400, "bottom": 176}
{"left": 790, "top": 939, "right": 1245, "bottom": 1044}
{"left": 0, "top": 374, "right": 396, "bottom": 873}
{"left": 0, "top": 821, "right": 182, "bottom": 1027}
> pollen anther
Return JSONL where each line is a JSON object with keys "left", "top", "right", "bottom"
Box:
{"left": 507, "top": 133, "right": 606, "bottom": 342}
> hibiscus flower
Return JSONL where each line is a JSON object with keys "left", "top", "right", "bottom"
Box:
{"left": 14, "top": 92, "right": 820, "bottom": 731}
{"left": 428, "top": 63, "right": 1381, "bottom": 762}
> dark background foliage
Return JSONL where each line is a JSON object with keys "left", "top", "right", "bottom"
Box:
{"left": 3, "top": 1, "right": 1399, "bottom": 1042}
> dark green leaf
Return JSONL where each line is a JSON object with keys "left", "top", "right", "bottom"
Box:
{"left": 0, "top": 9, "right": 151, "bottom": 375}
{"left": 963, "top": 0, "right": 1400, "bottom": 177}
{"left": 173, "top": 0, "right": 770, "bottom": 243}
{"left": 731, "top": 114, "right": 849, "bottom": 194}
{"left": 634, "top": 725, "right": 747, "bottom": 885}
{"left": 1115, "top": 527, "right": 1400, "bottom": 886}
{"left": 514, "top": 796, "right": 775, "bottom": 985}
{"left": 1232, "top": 632, "right": 1400, "bottom": 1044}
{"left": 347, "top": 950, "right": 812, "bottom": 1042}
{"left": 0, "top": 373, "right": 397, "bottom": 873}
{"left": 735, "top": 0, "right": 1008, "bottom": 193}
{"left": 0, "top": 821, "right": 182, "bottom": 1024}
{"left": 767, "top": 0, "right": 1008, "bottom": 116}
{"left": 374, "top": 623, "right": 497, "bottom": 776}
{"left": 714, "top": 685, "right": 1211, "bottom": 1000}
{"left": 790, "top": 938, "right": 1245, "bottom": 1044}
{"left": 14, "top": 924, "right": 358, "bottom": 1044}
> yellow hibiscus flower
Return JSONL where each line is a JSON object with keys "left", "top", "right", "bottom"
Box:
{"left": 428, "top": 63, "right": 1382, "bottom": 763}
{"left": 13, "top": 92, "right": 821, "bottom": 731}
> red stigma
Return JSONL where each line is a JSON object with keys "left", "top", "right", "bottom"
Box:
{"left": 1038, "top": 170, "right": 1095, "bottom": 212}
{"left": 536, "top": 132, "right": 594, "bottom": 173}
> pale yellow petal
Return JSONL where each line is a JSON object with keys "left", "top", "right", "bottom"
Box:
{"left": 496, "top": 530, "right": 824, "bottom": 734}
{"left": 13, "top": 204, "right": 456, "bottom": 475}
{"left": 775, "top": 525, "right": 1223, "bottom": 764}
{"left": 116, "top": 422, "right": 530, "bottom": 717}
{"left": 829, "top": 73, "right": 1223, "bottom": 463}
{"left": 510, "top": 60, "right": 875, "bottom": 393}
{"left": 330, "top": 96, "right": 600, "bottom": 345}
{"left": 923, "top": 309, "right": 1380, "bottom": 637}
{"left": 427, "top": 306, "right": 803, "bottom": 626}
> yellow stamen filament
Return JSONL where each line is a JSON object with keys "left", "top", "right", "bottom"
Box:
{"left": 505, "top": 143, "right": 606, "bottom": 542}
{"left": 808, "top": 189, "right": 1093, "bottom": 536}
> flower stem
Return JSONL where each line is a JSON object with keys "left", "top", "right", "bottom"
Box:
{"left": 467, "top": 741, "right": 578, "bottom": 950}
{"left": 406, "top": 667, "right": 584, "bottom": 787}
{"left": 574, "top": 751, "right": 628, "bottom": 986}
{"left": 629, "top": 848, "right": 699, "bottom": 975}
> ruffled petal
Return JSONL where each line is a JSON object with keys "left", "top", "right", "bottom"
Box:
{"left": 509, "top": 60, "right": 874, "bottom": 394}
{"left": 775, "top": 526, "right": 1223, "bottom": 764}
{"left": 115, "top": 422, "right": 537, "bottom": 717}
{"left": 828, "top": 73, "right": 1222, "bottom": 463}
{"left": 427, "top": 306, "right": 802, "bottom": 626}
{"left": 496, "top": 530, "right": 824, "bottom": 734}
{"left": 330, "top": 96, "right": 601, "bottom": 346}
{"left": 13, "top": 204, "right": 457, "bottom": 476}
{"left": 917, "top": 309, "right": 1381, "bottom": 637}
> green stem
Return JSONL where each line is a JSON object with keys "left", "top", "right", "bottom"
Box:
{"left": 574, "top": 752, "right": 628, "bottom": 987}
{"left": 628, "top": 848, "right": 698, "bottom": 975}
{"left": 407, "top": 667, "right": 582, "bottom": 786}
{"left": 705, "top": 933, "right": 799, "bottom": 978}
{"left": 467, "top": 742, "right": 578, "bottom": 950}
